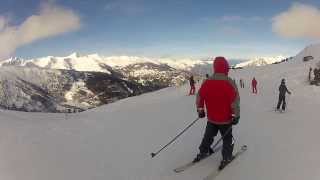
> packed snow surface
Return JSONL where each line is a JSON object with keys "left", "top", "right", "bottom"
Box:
{"left": 0, "top": 48, "right": 319, "bottom": 180}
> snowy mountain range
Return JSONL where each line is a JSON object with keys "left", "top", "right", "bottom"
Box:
{"left": 1, "top": 53, "right": 244, "bottom": 74}
{"left": 0, "top": 52, "right": 302, "bottom": 112}
{"left": 0, "top": 54, "right": 208, "bottom": 112}
{"left": 0, "top": 53, "right": 207, "bottom": 72}
{"left": 0, "top": 66, "right": 152, "bottom": 112}
{"left": 1, "top": 54, "right": 207, "bottom": 86}
{"left": 234, "top": 55, "right": 288, "bottom": 68}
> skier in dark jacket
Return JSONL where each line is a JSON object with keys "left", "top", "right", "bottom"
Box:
{"left": 314, "top": 68, "right": 319, "bottom": 81}
{"left": 194, "top": 57, "right": 240, "bottom": 170}
{"left": 189, "top": 76, "right": 196, "bottom": 95}
{"left": 276, "top": 79, "right": 291, "bottom": 112}
{"left": 309, "top": 67, "right": 312, "bottom": 81}
{"left": 239, "top": 79, "right": 244, "bottom": 88}
{"left": 202, "top": 74, "right": 210, "bottom": 84}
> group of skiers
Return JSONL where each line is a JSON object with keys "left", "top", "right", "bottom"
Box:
{"left": 187, "top": 57, "right": 291, "bottom": 169}
{"left": 189, "top": 76, "right": 259, "bottom": 95}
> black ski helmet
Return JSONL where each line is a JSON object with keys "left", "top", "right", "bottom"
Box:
{"left": 281, "top": 78, "right": 285, "bottom": 84}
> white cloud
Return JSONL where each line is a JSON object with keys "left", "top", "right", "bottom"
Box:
{"left": 272, "top": 3, "right": 320, "bottom": 39}
{"left": 0, "top": 2, "right": 81, "bottom": 60}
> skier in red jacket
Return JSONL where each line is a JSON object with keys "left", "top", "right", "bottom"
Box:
{"left": 194, "top": 56, "right": 240, "bottom": 170}
{"left": 251, "top": 77, "right": 257, "bottom": 94}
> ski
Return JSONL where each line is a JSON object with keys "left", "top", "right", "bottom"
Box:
{"left": 203, "top": 145, "right": 247, "bottom": 180}
{"left": 274, "top": 109, "right": 286, "bottom": 113}
{"left": 173, "top": 145, "right": 222, "bottom": 173}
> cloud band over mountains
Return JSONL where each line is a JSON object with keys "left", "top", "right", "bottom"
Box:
{"left": 0, "top": 3, "right": 81, "bottom": 60}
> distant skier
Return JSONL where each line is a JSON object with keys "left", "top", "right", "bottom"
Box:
{"left": 276, "top": 79, "right": 291, "bottom": 112}
{"left": 202, "top": 74, "right": 210, "bottom": 84}
{"left": 189, "top": 75, "right": 196, "bottom": 95}
{"left": 314, "top": 68, "right": 319, "bottom": 81}
{"left": 194, "top": 56, "right": 240, "bottom": 170}
{"left": 251, "top": 77, "right": 257, "bottom": 94}
{"left": 309, "top": 67, "right": 312, "bottom": 82}
{"left": 239, "top": 79, "right": 244, "bottom": 88}
{"left": 315, "top": 68, "right": 320, "bottom": 82}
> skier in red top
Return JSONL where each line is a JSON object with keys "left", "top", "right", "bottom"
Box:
{"left": 194, "top": 56, "right": 240, "bottom": 170}
{"left": 251, "top": 77, "right": 257, "bottom": 94}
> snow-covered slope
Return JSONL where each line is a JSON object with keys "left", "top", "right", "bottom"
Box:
{"left": 235, "top": 55, "right": 287, "bottom": 68}
{"left": 294, "top": 44, "right": 320, "bottom": 63}
{"left": 0, "top": 44, "right": 320, "bottom": 180}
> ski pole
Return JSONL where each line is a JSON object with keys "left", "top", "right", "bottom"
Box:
{"left": 286, "top": 93, "right": 291, "bottom": 110}
{"left": 151, "top": 117, "right": 200, "bottom": 158}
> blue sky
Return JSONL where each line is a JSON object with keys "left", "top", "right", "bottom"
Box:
{"left": 2, "top": 0, "right": 320, "bottom": 59}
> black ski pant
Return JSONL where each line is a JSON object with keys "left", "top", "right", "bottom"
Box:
{"left": 199, "top": 122, "right": 233, "bottom": 160}
{"left": 277, "top": 95, "right": 286, "bottom": 110}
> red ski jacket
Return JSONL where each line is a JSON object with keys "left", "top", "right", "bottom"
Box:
{"left": 196, "top": 57, "right": 240, "bottom": 124}
{"left": 252, "top": 79, "right": 257, "bottom": 86}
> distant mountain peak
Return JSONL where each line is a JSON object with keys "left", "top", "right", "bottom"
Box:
{"left": 67, "top": 52, "right": 81, "bottom": 58}
{"left": 235, "top": 55, "right": 287, "bottom": 68}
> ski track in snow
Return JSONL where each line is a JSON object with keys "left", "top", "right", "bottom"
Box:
{"left": 0, "top": 55, "right": 320, "bottom": 179}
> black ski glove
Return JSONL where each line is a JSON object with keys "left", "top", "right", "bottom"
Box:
{"left": 232, "top": 116, "right": 240, "bottom": 125}
{"left": 197, "top": 109, "right": 206, "bottom": 118}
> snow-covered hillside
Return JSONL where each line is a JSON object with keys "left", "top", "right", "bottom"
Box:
{"left": 234, "top": 55, "right": 287, "bottom": 68}
{"left": 0, "top": 44, "right": 320, "bottom": 180}
{"left": 294, "top": 44, "right": 320, "bottom": 63}
{"left": 0, "top": 66, "right": 149, "bottom": 112}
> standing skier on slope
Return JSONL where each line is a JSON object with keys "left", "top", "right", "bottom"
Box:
{"left": 276, "top": 78, "right": 291, "bottom": 112}
{"left": 239, "top": 79, "right": 243, "bottom": 88}
{"left": 194, "top": 57, "right": 240, "bottom": 170}
{"left": 251, "top": 77, "right": 257, "bottom": 94}
{"left": 189, "top": 75, "right": 196, "bottom": 95}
